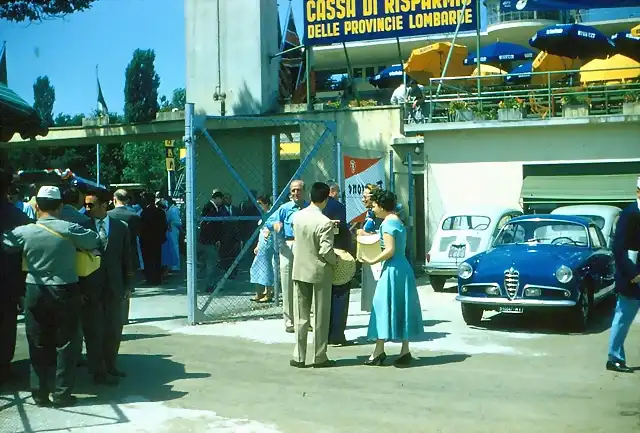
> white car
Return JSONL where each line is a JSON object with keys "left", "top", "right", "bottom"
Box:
{"left": 425, "top": 206, "right": 523, "bottom": 292}
{"left": 551, "top": 205, "right": 622, "bottom": 248}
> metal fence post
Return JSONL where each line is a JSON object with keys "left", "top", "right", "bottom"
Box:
{"left": 389, "top": 150, "right": 395, "bottom": 193}
{"left": 406, "top": 152, "right": 414, "bottom": 265}
{"left": 271, "top": 134, "right": 281, "bottom": 309}
{"left": 184, "top": 102, "right": 197, "bottom": 325}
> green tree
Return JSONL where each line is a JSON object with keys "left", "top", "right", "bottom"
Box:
{"left": 0, "top": 0, "right": 96, "bottom": 22}
{"left": 124, "top": 49, "right": 160, "bottom": 123}
{"left": 122, "top": 49, "right": 164, "bottom": 191}
{"left": 33, "top": 76, "right": 55, "bottom": 126}
{"left": 159, "top": 88, "right": 186, "bottom": 112}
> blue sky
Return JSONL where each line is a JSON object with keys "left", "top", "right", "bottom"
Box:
{"left": 1, "top": 1, "right": 637, "bottom": 117}
{"left": 0, "top": 0, "right": 304, "bottom": 117}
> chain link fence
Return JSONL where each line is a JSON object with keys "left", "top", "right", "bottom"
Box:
{"left": 183, "top": 106, "right": 339, "bottom": 324}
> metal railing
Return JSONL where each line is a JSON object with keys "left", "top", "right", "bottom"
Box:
{"left": 487, "top": 9, "right": 564, "bottom": 26}
{"left": 410, "top": 65, "right": 640, "bottom": 124}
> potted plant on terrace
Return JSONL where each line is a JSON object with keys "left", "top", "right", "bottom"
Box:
{"left": 561, "top": 91, "right": 591, "bottom": 118}
{"left": 497, "top": 97, "right": 526, "bottom": 121}
{"left": 449, "top": 99, "right": 474, "bottom": 122}
{"left": 622, "top": 90, "right": 640, "bottom": 115}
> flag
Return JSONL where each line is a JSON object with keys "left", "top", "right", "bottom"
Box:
{"left": 291, "top": 49, "right": 316, "bottom": 104}
{"left": 0, "top": 43, "right": 7, "bottom": 85}
{"left": 281, "top": 7, "right": 302, "bottom": 69}
{"left": 97, "top": 74, "right": 108, "bottom": 116}
{"left": 277, "top": 12, "right": 293, "bottom": 100}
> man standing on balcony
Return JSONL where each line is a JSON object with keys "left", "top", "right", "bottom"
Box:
{"left": 606, "top": 177, "right": 640, "bottom": 373}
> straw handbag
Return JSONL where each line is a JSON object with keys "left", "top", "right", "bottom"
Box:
{"left": 332, "top": 248, "right": 356, "bottom": 286}
{"left": 22, "top": 224, "right": 101, "bottom": 277}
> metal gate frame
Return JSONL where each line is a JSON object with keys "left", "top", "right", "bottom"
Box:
{"left": 183, "top": 103, "right": 339, "bottom": 325}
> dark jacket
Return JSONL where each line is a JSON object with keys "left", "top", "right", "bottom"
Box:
{"left": 323, "top": 197, "right": 351, "bottom": 251}
{"left": 0, "top": 200, "right": 33, "bottom": 298}
{"left": 85, "top": 217, "right": 133, "bottom": 297}
{"left": 199, "top": 201, "right": 227, "bottom": 245}
{"left": 612, "top": 203, "right": 640, "bottom": 299}
{"left": 140, "top": 204, "right": 168, "bottom": 246}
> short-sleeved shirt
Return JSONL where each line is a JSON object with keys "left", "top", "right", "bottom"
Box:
{"left": 266, "top": 200, "right": 308, "bottom": 240}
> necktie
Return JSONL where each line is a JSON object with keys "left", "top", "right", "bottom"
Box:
{"left": 97, "top": 219, "right": 107, "bottom": 246}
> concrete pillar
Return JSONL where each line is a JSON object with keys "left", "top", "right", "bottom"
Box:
{"left": 185, "top": 0, "right": 279, "bottom": 116}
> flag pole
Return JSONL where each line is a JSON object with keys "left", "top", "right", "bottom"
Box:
{"left": 95, "top": 64, "right": 101, "bottom": 186}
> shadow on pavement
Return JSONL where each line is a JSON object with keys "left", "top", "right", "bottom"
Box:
{"left": 127, "top": 315, "right": 187, "bottom": 326}
{"left": 332, "top": 353, "right": 470, "bottom": 369}
{"left": 477, "top": 299, "right": 615, "bottom": 336}
{"left": 345, "top": 319, "right": 450, "bottom": 331}
{"left": 120, "top": 333, "right": 169, "bottom": 342}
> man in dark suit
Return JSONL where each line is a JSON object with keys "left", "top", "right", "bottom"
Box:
{"left": 0, "top": 169, "right": 33, "bottom": 385}
{"left": 139, "top": 192, "right": 168, "bottom": 285}
{"left": 200, "top": 191, "right": 226, "bottom": 292}
{"left": 606, "top": 177, "right": 640, "bottom": 373}
{"left": 84, "top": 192, "right": 133, "bottom": 383}
{"left": 108, "top": 189, "right": 141, "bottom": 325}
{"left": 220, "top": 193, "right": 241, "bottom": 279}
{"left": 322, "top": 181, "right": 353, "bottom": 346}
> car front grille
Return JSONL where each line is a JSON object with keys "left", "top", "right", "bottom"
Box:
{"left": 504, "top": 268, "right": 519, "bottom": 299}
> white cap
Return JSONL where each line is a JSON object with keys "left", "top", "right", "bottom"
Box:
{"left": 37, "top": 186, "right": 62, "bottom": 200}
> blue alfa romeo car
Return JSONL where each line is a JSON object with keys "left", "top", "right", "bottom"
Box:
{"left": 456, "top": 214, "right": 616, "bottom": 331}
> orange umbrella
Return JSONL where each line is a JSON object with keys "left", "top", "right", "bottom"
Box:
{"left": 580, "top": 54, "right": 640, "bottom": 83}
{"left": 404, "top": 42, "right": 473, "bottom": 85}
{"left": 531, "top": 51, "right": 581, "bottom": 86}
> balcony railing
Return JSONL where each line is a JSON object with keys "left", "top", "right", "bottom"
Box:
{"left": 401, "top": 65, "right": 640, "bottom": 125}
{"left": 487, "top": 10, "right": 565, "bottom": 26}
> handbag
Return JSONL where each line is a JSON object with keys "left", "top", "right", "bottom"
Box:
{"left": 22, "top": 224, "right": 101, "bottom": 277}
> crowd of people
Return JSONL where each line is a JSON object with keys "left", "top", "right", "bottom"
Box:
{"left": 0, "top": 167, "right": 182, "bottom": 407}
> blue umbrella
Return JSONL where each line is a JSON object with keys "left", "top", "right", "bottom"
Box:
{"left": 463, "top": 41, "right": 535, "bottom": 66}
{"left": 529, "top": 24, "right": 614, "bottom": 60}
{"left": 369, "top": 64, "right": 404, "bottom": 88}
{"left": 611, "top": 31, "right": 640, "bottom": 62}
{"left": 505, "top": 61, "right": 533, "bottom": 84}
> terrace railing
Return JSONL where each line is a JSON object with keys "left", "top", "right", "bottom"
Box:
{"left": 403, "top": 64, "right": 640, "bottom": 125}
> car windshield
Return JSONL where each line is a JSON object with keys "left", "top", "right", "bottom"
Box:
{"left": 575, "top": 214, "right": 605, "bottom": 230}
{"left": 441, "top": 215, "right": 491, "bottom": 231}
{"left": 494, "top": 219, "right": 589, "bottom": 247}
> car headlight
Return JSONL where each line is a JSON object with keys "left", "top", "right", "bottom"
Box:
{"left": 458, "top": 262, "right": 473, "bottom": 279}
{"left": 555, "top": 265, "right": 573, "bottom": 284}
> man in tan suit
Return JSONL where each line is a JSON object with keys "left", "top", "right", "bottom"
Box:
{"left": 290, "top": 182, "right": 337, "bottom": 368}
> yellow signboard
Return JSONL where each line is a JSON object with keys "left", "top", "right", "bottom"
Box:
{"left": 166, "top": 148, "right": 175, "bottom": 158}
{"left": 166, "top": 158, "right": 175, "bottom": 171}
{"left": 164, "top": 139, "right": 174, "bottom": 147}
{"left": 303, "top": 0, "right": 478, "bottom": 46}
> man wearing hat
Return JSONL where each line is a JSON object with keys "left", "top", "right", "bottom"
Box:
{"left": 290, "top": 182, "right": 337, "bottom": 368}
{"left": 606, "top": 176, "right": 640, "bottom": 373}
{"left": 1, "top": 186, "right": 101, "bottom": 407}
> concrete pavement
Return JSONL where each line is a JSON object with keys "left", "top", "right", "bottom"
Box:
{"left": 1, "top": 277, "right": 639, "bottom": 433}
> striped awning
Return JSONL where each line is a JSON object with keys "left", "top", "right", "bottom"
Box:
{"left": 0, "top": 82, "right": 48, "bottom": 142}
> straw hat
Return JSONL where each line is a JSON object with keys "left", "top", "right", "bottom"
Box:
{"left": 332, "top": 248, "right": 356, "bottom": 286}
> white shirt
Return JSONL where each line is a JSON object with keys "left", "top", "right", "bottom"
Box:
{"left": 390, "top": 84, "right": 407, "bottom": 105}
{"left": 94, "top": 215, "right": 111, "bottom": 237}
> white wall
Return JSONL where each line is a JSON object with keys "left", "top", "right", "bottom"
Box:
{"left": 185, "top": 0, "right": 279, "bottom": 116}
{"left": 422, "top": 119, "right": 640, "bottom": 250}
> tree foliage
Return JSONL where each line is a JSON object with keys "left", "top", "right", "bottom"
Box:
{"left": 159, "top": 87, "right": 186, "bottom": 112}
{"left": 124, "top": 49, "right": 160, "bottom": 123}
{"left": 0, "top": 0, "right": 96, "bottom": 22}
{"left": 33, "top": 75, "right": 55, "bottom": 126}
{"left": 122, "top": 142, "right": 166, "bottom": 190}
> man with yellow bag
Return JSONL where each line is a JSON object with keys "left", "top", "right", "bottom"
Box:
{"left": 1, "top": 186, "right": 101, "bottom": 408}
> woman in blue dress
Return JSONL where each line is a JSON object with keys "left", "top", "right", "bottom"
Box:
{"left": 360, "top": 189, "right": 424, "bottom": 366}
{"left": 250, "top": 195, "right": 276, "bottom": 302}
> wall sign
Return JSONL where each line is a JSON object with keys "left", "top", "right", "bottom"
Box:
{"left": 344, "top": 155, "right": 386, "bottom": 223}
{"left": 303, "top": 0, "right": 478, "bottom": 46}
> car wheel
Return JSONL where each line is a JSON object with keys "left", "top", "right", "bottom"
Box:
{"left": 461, "top": 303, "right": 483, "bottom": 326}
{"left": 430, "top": 276, "right": 447, "bottom": 292}
{"left": 569, "top": 287, "right": 592, "bottom": 333}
